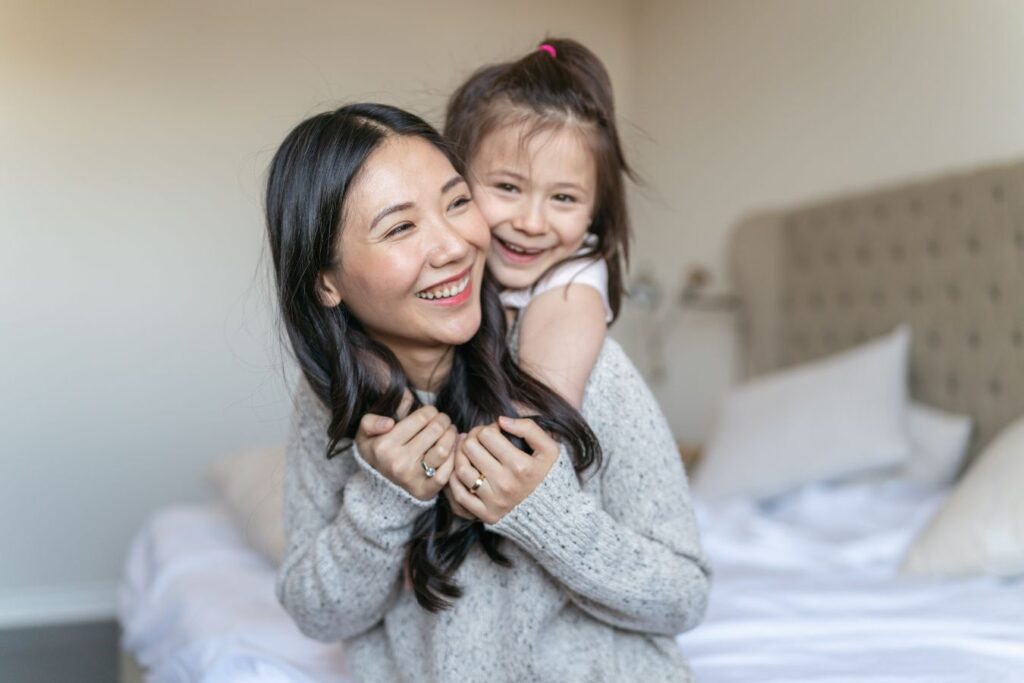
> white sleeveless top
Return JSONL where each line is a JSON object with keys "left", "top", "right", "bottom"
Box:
{"left": 498, "top": 237, "right": 613, "bottom": 324}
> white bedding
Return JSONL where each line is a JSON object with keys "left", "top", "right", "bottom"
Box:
{"left": 119, "top": 481, "right": 1024, "bottom": 682}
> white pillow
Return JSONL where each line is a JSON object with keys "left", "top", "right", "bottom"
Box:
{"left": 901, "top": 415, "right": 1024, "bottom": 577}
{"left": 693, "top": 325, "right": 912, "bottom": 502}
{"left": 846, "top": 402, "right": 973, "bottom": 488}
{"left": 904, "top": 403, "right": 973, "bottom": 487}
{"left": 206, "top": 445, "right": 286, "bottom": 565}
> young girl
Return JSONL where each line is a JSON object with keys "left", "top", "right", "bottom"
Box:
{"left": 444, "top": 37, "right": 633, "bottom": 408}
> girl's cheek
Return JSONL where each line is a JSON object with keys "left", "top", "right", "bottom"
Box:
{"left": 473, "top": 192, "right": 507, "bottom": 229}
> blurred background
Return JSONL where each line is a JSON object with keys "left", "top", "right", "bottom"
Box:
{"left": 3, "top": 0, "right": 1024, "bottom": 657}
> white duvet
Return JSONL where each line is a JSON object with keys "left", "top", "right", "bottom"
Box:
{"left": 119, "top": 479, "right": 1024, "bottom": 682}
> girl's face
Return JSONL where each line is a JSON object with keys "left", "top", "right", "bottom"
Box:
{"left": 319, "top": 135, "right": 490, "bottom": 361}
{"left": 469, "top": 122, "right": 597, "bottom": 290}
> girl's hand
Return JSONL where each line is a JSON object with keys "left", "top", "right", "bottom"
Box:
{"left": 355, "top": 404, "right": 458, "bottom": 501}
{"left": 447, "top": 417, "right": 560, "bottom": 525}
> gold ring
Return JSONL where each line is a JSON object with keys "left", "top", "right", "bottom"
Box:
{"left": 470, "top": 473, "right": 485, "bottom": 494}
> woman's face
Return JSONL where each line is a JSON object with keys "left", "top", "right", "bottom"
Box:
{"left": 320, "top": 135, "right": 490, "bottom": 362}
{"left": 468, "top": 121, "right": 597, "bottom": 290}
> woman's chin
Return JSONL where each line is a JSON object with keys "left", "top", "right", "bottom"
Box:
{"left": 436, "top": 310, "right": 482, "bottom": 346}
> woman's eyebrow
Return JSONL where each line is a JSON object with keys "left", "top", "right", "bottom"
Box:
{"left": 441, "top": 175, "right": 466, "bottom": 194}
{"left": 370, "top": 202, "right": 414, "bottom": 231}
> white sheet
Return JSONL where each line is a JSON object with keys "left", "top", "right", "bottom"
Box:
{"left": 678, "top": 480, "right": 1024, "bottom": 682}
{"left": 119, "top": 481, "right": 1024, "bottom": 682}
{"left": 118, "top": 505, "right": 349, "bottom": 683}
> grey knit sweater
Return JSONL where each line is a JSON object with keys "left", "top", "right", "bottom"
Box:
{"left": 275, "top": 338, "right": 711, "bottom": 682}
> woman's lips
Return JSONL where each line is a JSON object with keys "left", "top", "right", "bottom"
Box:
{"left": 495, "top": 236, "right": 547, "bottom": 266}
{"left": 415, "top": 270, "right": 473, "bottom": 307}
{"left": 421, "top": 277, "right": 472, "bottom": 308}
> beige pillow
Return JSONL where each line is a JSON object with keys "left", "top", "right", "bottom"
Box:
{"left": 901, "top": 415, "right": 1024, "bottom": 577}
{"left": 206, "top": 445, "right": 287, "bottom": 565}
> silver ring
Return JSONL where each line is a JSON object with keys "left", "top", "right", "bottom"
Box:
{"left": 420, "top": 459, "right": 436, "bottom": 478}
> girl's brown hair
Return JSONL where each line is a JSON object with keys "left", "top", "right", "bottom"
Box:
{"left": 444, "top": 37, "right": 634, "bottom": 320}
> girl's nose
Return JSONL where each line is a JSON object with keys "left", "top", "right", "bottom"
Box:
{"left": 512, "top": 201, "right": 546, "bottom": 236}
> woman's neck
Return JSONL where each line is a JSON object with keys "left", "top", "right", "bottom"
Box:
{"left": 393, "top": 344, "right": 454, "bottom": 393}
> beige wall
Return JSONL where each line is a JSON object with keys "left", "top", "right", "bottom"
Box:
{"left": 4, "top": 0, "right": 1024, "bottom": 626}
{"left": 620, "top": 0, "right": 1024, "bottom": 440}
{"left": 0, "top": 0, "right": 631, "bottom": 625}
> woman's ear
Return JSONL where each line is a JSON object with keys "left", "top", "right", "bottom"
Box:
{"left": 316, "top": 271, "right": 343, "bottom": 308}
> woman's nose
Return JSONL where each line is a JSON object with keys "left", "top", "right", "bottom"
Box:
{"left": 427, "top": 218, "right": 471, "bottom": 267}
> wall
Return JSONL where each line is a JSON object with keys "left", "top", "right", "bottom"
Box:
{"left": 6, "top": 0, "right": 1024, "bottom": 626}
{"left": 0, "top": 0, "right": 632, "bottom": 625}
{"left": 621, "top": 0, "right": 1024, "bottom": 440}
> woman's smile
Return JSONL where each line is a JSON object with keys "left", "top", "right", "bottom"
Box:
{"left": 415, "top": 267, "right": 473, "bottom": 305}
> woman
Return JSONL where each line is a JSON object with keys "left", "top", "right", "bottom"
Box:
{"left": 266, "top": 103, "right": 710, "bottom": 682}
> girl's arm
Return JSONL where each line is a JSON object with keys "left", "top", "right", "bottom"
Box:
{"left": 517, "top": 282, "right": 607, "bottom": 409}
{"left": 274, "top": 377, "right": 436, "bottom": 642}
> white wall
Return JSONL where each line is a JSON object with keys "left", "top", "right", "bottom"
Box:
{"left": 0, "top": 0, "right": 632, "bottom": 625}
{"left": 620, "top": 0, "right": 1024, "bottom": 440}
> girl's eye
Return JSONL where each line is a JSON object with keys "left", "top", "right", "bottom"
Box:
{"left": 553, "top": 193, "right": 576, "bottom": 204}
{"left": 496, "top": 182, "right": 519, "bottom": 193}
{"left": 448, "top": 195, "right": 472, "bottom": 211}
{"left": 385, "top": 222, "right": 414, "bottom": 239}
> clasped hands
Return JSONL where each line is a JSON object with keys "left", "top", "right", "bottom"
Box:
{"left": 354, "top": 394, "right": 558, "bottom": 525}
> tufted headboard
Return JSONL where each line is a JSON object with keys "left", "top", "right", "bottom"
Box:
{"left": 729, "top": 159, "right": 1024, "bottom": 465}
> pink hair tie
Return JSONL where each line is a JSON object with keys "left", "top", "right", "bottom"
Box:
{"left": 537, "top": 43, "right": 557, "bottom": 58}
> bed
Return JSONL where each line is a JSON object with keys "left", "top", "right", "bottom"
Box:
{"left": 118, "top": 157, "right": 1024, "bottom": 681}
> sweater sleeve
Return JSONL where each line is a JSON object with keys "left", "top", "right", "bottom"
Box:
{"left": 487, "top": 341, "right": 711, "bottom": 636}
{"left": 274, "top": 376, "right": 434, "bottom": 642}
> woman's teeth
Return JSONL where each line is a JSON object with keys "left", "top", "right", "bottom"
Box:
{"left": 416, "top": 274, "right": 470, "bottom": 300}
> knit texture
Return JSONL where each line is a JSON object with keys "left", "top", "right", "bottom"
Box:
{"left": 275, "top": 338, "right": 711, "bottom": 682}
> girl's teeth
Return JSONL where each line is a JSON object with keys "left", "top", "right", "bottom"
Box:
{"left": 501, "top": 239, "right": 542, "bottom": 255}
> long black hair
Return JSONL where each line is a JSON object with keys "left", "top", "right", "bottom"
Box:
{"left": 264, "top": 103, "right": 601, "bottom": 611}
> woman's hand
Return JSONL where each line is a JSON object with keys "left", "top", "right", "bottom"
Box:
{"left": 355, "top": 404, "right": 458, "bottom": 501}
{"left": 447, "top": 417, "right": 560, "bottom": 525}
{"left": 443, "top": 435, "right": 477, "bottom": 520}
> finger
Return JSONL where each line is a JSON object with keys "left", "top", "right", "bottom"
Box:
{"left": 475, "top": 423, "right": 528, "bottom": 465}
{"left": 423, "top": 425, "right": 457, "bottom": 470}
{"left": 498, "top": 416, "right": 557, "bottom": 458}
{"left": 431, "top": 442, "right": 457, "bottom": 486}
{"left": 444, "top": 487, "right": 475, "bottom": 520}
{"left": 405, "top": 412, "right": 452, "bottom": 456}
{"left": 397, "top": 389, "right": 414, "bottom": 420}
{"left": 461, "top": 431, "right": 503, "bottom": 479}
{"left": 382, "top": 405, "right": 439, "bottom": 448}
{"left": 455, "top": 447, "right": 488, "bottom": 493}
{"left": 358, "top": 413, "right": 395, "bottom": 437}
{"left": 448, "top": 467, "right": 490, "bottom": 519}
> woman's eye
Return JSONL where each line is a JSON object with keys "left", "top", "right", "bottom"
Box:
{"left": 496, "top": 183, "right": 519, "bottom": 193}
{"left": 448, "top": 195, "right": 472, "bottom": 211}
{"left": 553, "top": 193, "right": 576, "bottom": 204}
{"left": 385, "top": 222, "right": 414, "bottom": 239}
